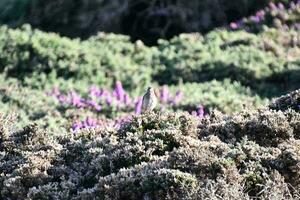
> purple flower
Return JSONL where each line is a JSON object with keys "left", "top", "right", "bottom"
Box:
{"left": 256, "top": 10, "right": 265, "bottom": 18}
{"left": 169, "top": 90, "right": 183, "bottom": 105}
{"left": 160, "top": 85, "right": 169, "bottom": 103}
{"left": 124, "top": 93, "right": 132, "bottom": 106}
{"left": 105, "top": 95, "right": 113, "bottom": 106}
{"left": 135, "top": 97, "right": 143, "bottom": 115}
{"left": 114, "top": 81, "right": 125, "bottom": 102}
{"left": 114, "top": 115, "right": 132, "bottom": 129}
{"left": 89, "top": 86, "right": 102, "bottom": 97}
{"left": 101, "top": 89, "right": 110, "bottom": 97}
{"left": 69, "top": 90, "right": 85, "bottom": 108}
{"left": 72, "top": 121, "right": 84, "bottom": 131}
{"left": 278, "top": 3, "right": 285, "bottom": 10}
{"left": 85, "top": 117, "right": 97, "bottom": 127}
{"left": 196, "top": 105, "right": 205, "bottom": 118}
{"left": 175, "top": 90, "right": 183, "bottom": 101}
{"left": 250, "top": 16, "right": 261, "bottom": 23}
{"left": 269, "top": 2, "right": 277, "bottom": 10}
{"left": 57, "top": 94, "right": 68, "bottom": 104}
{"left": 85, "top": 100, "right": 102, "bottom": 111}
{"left": 230, "top": 22, "right": 239, "bottom": 30}
{"left": 191, "top": 105, "right": 205, "bottom": 118}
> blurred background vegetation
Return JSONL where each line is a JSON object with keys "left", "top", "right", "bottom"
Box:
{"left": 0, "top": 0, "right": 295, "bottom": 44}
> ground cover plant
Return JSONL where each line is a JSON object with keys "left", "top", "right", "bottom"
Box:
{"left": 0, "top": 1, "right": 299, "bottom": 199}
{"left": 1, "top": 90, "right": 300, "bottom": 199}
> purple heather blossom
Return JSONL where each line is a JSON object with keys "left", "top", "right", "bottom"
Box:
{"left": 169, "top": 90, "right": 183, "bottom": 105}
{"left": 84, "top": 100, "right": 102, "bottom": 111}
{"left": 250, "top": 16, "right": 261, "bottom": 23}
{"left": 72, "top": 117, "right": 99, "bottom": 131}
{"left": 72, "top": 122, "right": 82, "bottom": 131}
{"left": 124, "top": 93, "right": 132, "bottom": 106}
{"left": 113, "top": 115, "right": 132, "bottom": 129}
{"left": 72, "top": 116, "right": 133, "bottom": 132}
{"left": 101, "top": 89, "right": 110, "bottom": 97}
{"left": 89, "top": 86, "right": 102, "bottom": 97}
{"left": 196, "top": 105, "right": 205, "bottom": 118}
{"left": 50, "top": 84, "right": 186, "bottom": 121}
{"left": 269, "top": 2, "right": 277, "bottom": 10}
{"left": 175, "top": 90, "right": 183, "bottom": 100}
{"left": 105, "top": 94, "right": 113, "bottom": 106}
{"left": 278, "top": 3, "right": 285, "bottom": 10}
{"left": 69, "top": 91, "right": 85, "bottom": 108}
{"left": 57, "top": 94, "right": 68, "bottom": 104}
{"left": 135, "top": 97, "right": 143, "bottom": 115}
{"left": 256, "top": 10, "right": 265, "bottom": 18}
{"left": 160, "top": 85, "right": 169, "bottom": 103}
{"left": 191, "top": 105, "right": 205, "bottom": 118}
{"left": 85, "top": 117, "right": 97, "bottom": 127}
{"left": 114, "top": 81, "right": 125, "bottom": 102}
{"left": 230, "top": 22, "right": 239, "bottom": 30}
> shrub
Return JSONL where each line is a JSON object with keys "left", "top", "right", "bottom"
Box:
{"left": 168, "top": 79, "right": 267, "bottom": 114}
{"left": 230, "top": 1, "right": 300, "bottom": 32}
{"left": 0, "top": 25, "right": 155, "bottom": 91}
{"left": 0, "top": 25, "right": 299, "bottom": 98}
{"left": 153, "top": 29, "right": 300, "bottom": 97}
{"left": 1, "top": 89, "right": 300, "bottom": 199}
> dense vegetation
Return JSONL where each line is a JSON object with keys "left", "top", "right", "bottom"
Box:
{"left": 1, "top": 90, "right": 300, "bottom": 199}
{"left": 0, "top": 0, "right": 297, "bottom": 44}
{"left": 0, "top": 0, "right": 299, "bottom": 199}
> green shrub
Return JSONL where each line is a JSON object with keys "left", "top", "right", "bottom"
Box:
{"left": 1, "top": 25, "right": 299, "bottom": 98}
{"left": 153, "top": 29, "right": 300, "bottom": 97}
{"left": 0, "top": 25, "right": 155, "bottom": 91}
{"left": 169, "top": 79, "right": 268, "bottom": 113}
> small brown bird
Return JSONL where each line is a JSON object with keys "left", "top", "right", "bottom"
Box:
{"left": 142, "top": 87, "right": 158, "bottom": 113}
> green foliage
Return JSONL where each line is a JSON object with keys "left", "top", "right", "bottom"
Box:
{"left": 153, "top": 29, "right": 300, "bottom": 97}
{"left": 0, "top": 25, "right": 299, "bottom": 98}
{"left": 0, "top": 25, "right": 155, "bottom": 91}
{"left": 169, "top": 79, "right": 268, "bottom": 114}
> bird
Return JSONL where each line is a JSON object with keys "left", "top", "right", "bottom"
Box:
{"left": 142, "top": 87, "right": 158, "bottom": 113}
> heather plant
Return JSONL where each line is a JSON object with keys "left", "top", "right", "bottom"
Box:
{"left": 47, "top": 81, "right": 203, "bottom": 131}
{"left": 0, "top": 74, "right": 269, "bottom": 135}
{"left": 1, "top": 89, "right": 300, "bottom": 199}
{"left": 230, "top": 1, "right": 300, "bottom": 32}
